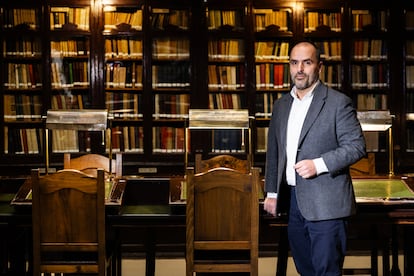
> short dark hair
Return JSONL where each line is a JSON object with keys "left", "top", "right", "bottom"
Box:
{"left": 289, "top": 40, "right": 321, "bottom": 63}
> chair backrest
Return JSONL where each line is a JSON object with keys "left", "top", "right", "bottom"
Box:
{"left": 63, "top": 152, "right": 122, "bottom": 178}
{"left": 195, "top": 153, "right": 250, "bottom": 174}
{"left": 185, "top": 166, "right": 260, "bottom": 276}
{"left": 350, "top": 152, "right": 375, "bottom": 177}
{"left": 31, "top": 168, "right": 107, "bottom": 275}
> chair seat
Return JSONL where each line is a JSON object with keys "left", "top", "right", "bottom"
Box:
{"left": 194, "top": 241, "right": 251, "bottom": 249}
{"left": 193, "top": 263, "right": 253, "bottom": 273}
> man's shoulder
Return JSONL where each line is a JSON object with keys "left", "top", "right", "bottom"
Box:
{"left": 318, "top": 82, "right": 351, "bottom": 101}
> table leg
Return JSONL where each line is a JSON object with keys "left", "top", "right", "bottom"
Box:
{"left": 370, "top": 224, "right": 378, "bottom": 276}
{"left": 145, "top": 228, "right": 156, "bottom": 276}
{"left": 382, "top": 235, "right": 390, "bottom": 276}
{"left": 390, "top": 224, "right": 401, "bottom": 276}
{"left": 404, "top": 225, "right": 414, "bottom": 276}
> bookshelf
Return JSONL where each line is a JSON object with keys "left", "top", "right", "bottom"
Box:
{"left": 1, "top": 0, "right": 414, "bottom": 176}
{"left": 103, "top": 3, "right": 145, "bottom": 154}
{"left": 206, "top": 2, "right": 248, "bottom": 111}
{"left": 252, "top": 3, "right": 293, "bottom": 157}
{"left": 405, "top": 6, "right": 414, "bottom": 155}
{"left": 1, "top": 2, "right": 44, "bottom": 158}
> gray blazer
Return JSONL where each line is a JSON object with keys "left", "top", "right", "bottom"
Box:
{"left": 264, "top": 82, "right": 366, "bottom": 221}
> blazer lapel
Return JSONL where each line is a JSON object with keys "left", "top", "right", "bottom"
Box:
{"left": 298, "top": 83, "right": 327, "bottom": 146}
{"left": 279, "top": 95, "right": 293, "bottom": 150}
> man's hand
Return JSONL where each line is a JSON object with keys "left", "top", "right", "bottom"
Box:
{"left": 294, "top": 159, "right": 316, "bottom": 179}
{"left": 264, "top": 197, "right": 277, "bottom": 216}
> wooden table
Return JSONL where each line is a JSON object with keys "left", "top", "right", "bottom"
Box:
{"left": 3, "top": 176, "right": 414, "bottom": 276}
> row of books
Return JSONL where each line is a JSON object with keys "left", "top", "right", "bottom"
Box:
{"left": 319, "top": 64, "right": 342, "bottom": 89}
{"left": 208, "top": 39, "right": 244, "bottom": 61}
{"left": 212, "top": 130, "right": 243, "bottom": 153}
{"left": 406, "top": 128, "right": 414, "bottom": 152}
{"left": 0, "top": 7, "right": 401, "bottom": 34}
{"left": 406, "top": 66, "right": 414, "bottom": 89}
{"left": 255, "top": 63, "right": 290, "bottom": 89}
{"left": 255, "top": 41, "right": 289, "bottom": 60}
{"left": 3, "top": 127, "right": 274, "bottom": 155}
{"left": 407, "top": 41, "right": 414, "bottom": 60}
{"left": 4, "top": 63, "right": 42, "bottom": 89}
{"left": 51, "top": 129, "right": 79, "bottom": 153}
{"left": 407, "top": 11, "right": 414, "bottom": 31}
{"left": 5, "top": 126, "right": 146, "bottom": 154}
{"left": 208, "top": 64, "right": 245, "bottom": 90}
{"left": 50, "top": 7, "right": 90, "bottom": 31}
{"left": 254, "top": 9, "right": 290, "bottom": 32}
{"left": 51, "top": 94, "right": 88, "bottom": 110}
{"left": 106, "top": 126, "right": 144, "bottom": 153}
{"left": 104, "top": 9, "right": 143, "bottom": 31}
{"left": 209, "top": 93, "right": 244, "bottom": 109}
{"left": 151, "top": 9, "right": 189, "bottom": 30}
{"left": 51, "top": 39, "right": 90, "bottom": 57}
{"left": 11, "top": 88, "right": 391, "bottom": 124}
{"left": 152, "top": 127, "right": 185, "bottom": 153}
{"left": 356, "top": 94, "right": 388, "bottom": 110}
{"left": 105, "top": 92, "right": 142, "bottom": 119}
{"left": 0, "top": 39, "right": 395, "bottom": 63}
{"left": 5, "top": 127, "right": 43, "bottom": 154}
{"left": 255, "top": 93, "right": 282, "bottom": 118}
{"left": 352, "top": 39, "right": 387, "bottom": 60}
{"left": 51, "top": 60, "right": 89, "bottom": 88}
{"left": 3, "top": 39, "right": 41, "bottom": 57}
{"left": 404, "top": 92, "right": 414, "bottom": 113}
{"left": 351, "top": 64, "right": 388, "bottom": 89}
{"left": 256, "top": 127, "right": 268, "bottom": 152}
{"left": 305, "top": 11, "right": 342, "bottom": 32}
{"left": 153, "top": 39, "right": 190, "bottom": 59}
{"left": 8, "top": 127, "right": 145, "bottom": 154}
{"left": 315, "top": 41, "right": 342, "bottom": 61}
{"left": 105, "top": 62, "right": 143, "bottom": 89}
{"left": 3, "top": 8, "right": 38, "bottom": 29}
{"left": 208, "top": 10, "right": 243, "bottom": 29}
{"left": 154, "top": 94, "right": 190, "bottom": 119}
{"left": 363, "top": 131, "right": 387, "bottom": 152}
{"left": 152, "top": 64, "right": 190, "bottom": 88}
{"left": 3, "top": 94, "right": 42, "bottom": 122}
{"left": 105, "top": 39, "right": 143, "bottom": 59}
{"left": 351, "top": 10, "right": 387, "bottom": 32}
{"left": 1, "top": 45, "right": 391, "bottom": 91}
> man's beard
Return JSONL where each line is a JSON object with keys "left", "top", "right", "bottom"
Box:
{"left": 293, "top": 74, "right": 317, "bottom": 90}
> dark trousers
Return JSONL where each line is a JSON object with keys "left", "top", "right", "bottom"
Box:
{"left": 287, "top": 187, "right": 347, "bottom": 276}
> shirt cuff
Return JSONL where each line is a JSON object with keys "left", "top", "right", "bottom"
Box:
{"left": 267, "top": 192, "right": 277, "bottom": 199}
{"left": 313, "top": 157, "right": 328, "bottom": 175}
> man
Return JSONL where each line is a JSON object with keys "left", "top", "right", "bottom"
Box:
{"left": 263, "top": 40, "right": 366, "bottom": 276}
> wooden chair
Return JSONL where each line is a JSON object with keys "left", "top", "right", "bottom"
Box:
{"left": 63, "top": 152, "right": 123, "bottom": 178}
{"left": 350, "top": 152, "right": 375, "bottom": 177}
{"left": 185, "top": 166, "right": 260, "bottom": 276}
{"left": 31, "top": 168, "right": 114, "bottom": 275}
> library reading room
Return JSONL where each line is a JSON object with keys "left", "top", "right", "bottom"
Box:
{"left": 1, "top": 0, "right": 414, "bottom": 275}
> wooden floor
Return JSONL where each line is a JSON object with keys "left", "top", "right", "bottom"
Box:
{"left": 121, "top": 255, "right": 405, "bottom": 276}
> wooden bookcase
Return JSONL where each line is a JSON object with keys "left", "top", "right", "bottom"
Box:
{"left": 0, "top": 0, "right": 413, "bottom": 176}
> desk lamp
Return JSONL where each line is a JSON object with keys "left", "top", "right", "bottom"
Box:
{"left": 44, "top": 109, "right": 111, "bottom": 175}
{"left": 358, "top": 110, "right": 394, "bottom": 176}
